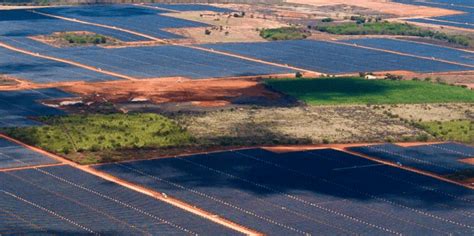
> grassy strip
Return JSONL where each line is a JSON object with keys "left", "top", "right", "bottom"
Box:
{"left": 418, "top": 120, "right": 473, "bottom": 144}
{"left": 314, "top": 22, "right": 472, "bottom": 46}
{"left": 260, "top": 27, "right": 311, "bottom": 41}
{"left": 1, "top": 113, "right": 192, "bottom": 155}
{"left": 265, "top": 77, "right": 474, "bottom": 105}
{"left": 57, "top": 32, "right": 110, "bottom": 45}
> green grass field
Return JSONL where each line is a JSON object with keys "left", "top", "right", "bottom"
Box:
{"left": 419, "top": 120, "right": 473, "bottom": 143}
{"left": 1, "top": 113, "right": 192, "bottom": 155}
{"left": 265, "top": 77, "right": 474, "bottom": 105}
{"left": 260, "top": 27, "right": 310, "bottom": 41}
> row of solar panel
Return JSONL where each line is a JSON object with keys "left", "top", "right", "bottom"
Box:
{"left": 95, "top": 148, "right": 474, "bottom": 235}
{"left": 0, "top": 165, "right": 239, "bottom": 235}
{"left": 349, "top": 142, "right": 474, "bottom": 175}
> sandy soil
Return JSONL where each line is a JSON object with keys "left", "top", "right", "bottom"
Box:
{"left": 164, "top": 11, "right": 286, "bottom": 43}
{"left": 58, "top": 77, "right": 286, "bottom": 108}
{"left": 287, "top": 0, "right": 462, "bottom": 18}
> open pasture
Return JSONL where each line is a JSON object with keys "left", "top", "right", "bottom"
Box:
{"left": 96, "top": 148, "right": 474, "bottom": 235}
{"left": 349, "top": 143, "right": 474, "bottom": 176}
{"left": 0, "top": 165, "right": 239, "bottom": 235}
{"left": 202, "top": 40, "right": 472, "bottom": 74}
{"left": 36, "top": 5, "right": 207, "bottom": 39}
{"left": 0, "top": 137, "right": 58, "bottom": 170}
{"left": 0, "top": 9, "right": 148, "bottom": 41}
{"left": 343, "top": 38, "right": 474, "bottom": 66}
{"left": 0, "top": 88, "right": 72, "bottom": 127}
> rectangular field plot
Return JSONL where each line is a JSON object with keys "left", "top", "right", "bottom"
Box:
{"left": 0, "top": 88, "right": 72, "bottom": 127}
{"left": 342, "top": 38, "right": 474, "bottom": 66}
{"left": 20, "top": 44, "right": 293, "bottom": 79}
{"left": 0, "top": 137, "right": 57, "bottom": 169}
{"left": 201, "top": 40, "right": 471, "bottom": 74}
{"left": 151, "top": 3, "right": 232, "bottom": 12}
{"left": 96, "top": 148, "right": 474, "bottom": 235}
{"left": 348, "top": 143, "right": 474, "bottom": 176}
{"left": 0, "top": 44, "right": 119, "bottom": 83}
{"left": 0, "top": 9, "right": 148, "bottom": 41}
{"left": 0, "top": 165, "right": 239, "bottom": 235}
{"left": 36, "top": 5, "right": 207, "bottom": 39}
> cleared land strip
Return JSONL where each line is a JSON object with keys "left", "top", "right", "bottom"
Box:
{"left": 185, "top": 45, "right": 320, "bottom": 74}
{"left": 29, "top": 10, "right": 167, "bottom": 43}
{"left": 332, "top": 41, "right": 474, "bottom": 69}
{"left": 0, "top": 133, "right": 261, "bottom": 235}
{"left": 0, "top": 42, "right": 136, "bottom": 81}
{"left": 403, "top": 19, "right": 474, "bottom": 33}
{"left": 339, "top": 148, "right": 474, "bottom": 190}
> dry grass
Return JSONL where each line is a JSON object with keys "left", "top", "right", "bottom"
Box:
{"left": 177, "top": 105, "right": 427, "bottom": 145}
{"left": 375, "top": 103, "right": 474, "bottom": 122}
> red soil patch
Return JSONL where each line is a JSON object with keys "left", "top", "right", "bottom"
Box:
{"left": 460, "top": 158, "right": 474, "bottom": 165}
{"left": 59, "top": 77, "right": 284, "bottom": 107}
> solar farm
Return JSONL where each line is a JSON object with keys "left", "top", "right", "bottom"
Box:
{"left": 0, "top": 0, "right": 473, "bottom": 235}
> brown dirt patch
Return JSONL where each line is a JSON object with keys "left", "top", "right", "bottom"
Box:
{"left": 286, "top": 0, "right": 462, "bottom": 18}
{"left": 58, "top": 77, "right": 286, "bottom": 108}
{"left": 460, "top": 158, "right": 474, "bottom": 165}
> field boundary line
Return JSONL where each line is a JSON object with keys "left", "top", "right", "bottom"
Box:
{"left": 29, "top": 10, "right": 167, "bottom": 43}
{"left": 0, "top": 133, "right": 262, "bottom": 236}
{"left": 338, "top": 148, "right": 474, "bottom": 190}
{"left": 184, "top": 44, "right": 320, "bottom": 74}
{"left": 0, "top": 42, "right": 136, "bottom": 81}
{"left": 330, "top": 40, "right": 474, "bottom": 69}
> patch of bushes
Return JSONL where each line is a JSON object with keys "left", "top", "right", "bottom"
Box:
{"left": 260, "top": 27, "right": 311, "bottom": 41}
{"left": 314, "top": 22, "right": 471, "bottom": 46}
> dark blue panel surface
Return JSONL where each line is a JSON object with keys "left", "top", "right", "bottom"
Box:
{"left": 349, "top": 143, "right": 474, "bottom": 175}
{"left": 96, "top": 148, "right": 474, "bottom": 235}
{"left": 0, "top": 43, "right": 119, "bottom": 83}
{"left": 0, "top": 165, "right": 239, "bottom": 235}
{"left": 0, "top": 88, "right": 72, "bottom": 127}
{"left": 201, "top": 40, "right": 471, "bottom": 73}
{"left": 37, "top": 5, "right": 207, "bottom": 39}
{"left": 0, "top": 137, "right": 57, "bottom": 169}
{"left": 342, "top": 38, "right": 474, "bottom": 66}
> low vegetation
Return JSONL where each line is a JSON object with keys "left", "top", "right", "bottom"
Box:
{"left": 1, "top": 113, "right": 192, "bottom": 156}
{"left": 419, "top": 120, "right": 473, "bottom": 143}
{"left": 314, "top": 22, "right": 472, "bottom": 46}
{"left": 37, "top": 32, "right": 119, "bottom": 47}
{"left": 260, "top": 27, "right": 311, "bottom": 41}
{"left": 265, "top": 77, "right": 474, "bottom": 105}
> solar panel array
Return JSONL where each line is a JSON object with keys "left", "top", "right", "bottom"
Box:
{"left": 0, "top": 88, "right": 73, "bottom": 127}
{"left": 0, "top": 137, "right": 58, "bottom": 169}
{"left": 0, "top": 165, "right": 240, "bottom": 235}
{"left": 0, "top": 9, "right": 148, "bottom": 41}
{"left": 349, "top": 143, "right": 474, "bottom": 175}
{"left": 96, "top": 148, "right": 474, "bottom": 235}
{"left": 36, "top": 5, "right": 207, "bottom": 39}
{"left": 201, "top": 40, "right": 472, "bottom": 74}
{"left": 394, "top": 0, "right": 474, "bottom": 30}
{"left": 0, "top": 45, "right": 119, "bottom": 83}
{"left": 7, "top": 39, "right": 293, "bottom": 79}
{"left": 343, "top": 38, "right": 474, "bottom": 66}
